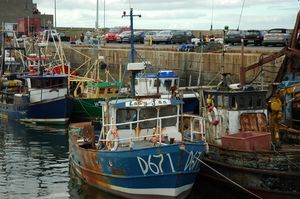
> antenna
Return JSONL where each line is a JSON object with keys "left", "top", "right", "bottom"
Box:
{"left": 210, "top": 0, "right": 214, "bottom": 31}
{"left": 122, "top": 8, "right": 141, "bottom": 98}
{"left": 122, "top": 8, "right": 141, "bottom": 63}
{"left": 237, "top": 0, "right": 246, "bottom": 31}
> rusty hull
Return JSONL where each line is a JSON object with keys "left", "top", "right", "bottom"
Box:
{"left": 200, "top": 144, "right": 300, "bottom": 199}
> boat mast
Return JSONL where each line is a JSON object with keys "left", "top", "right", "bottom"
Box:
{"left": 96, "top": 0, "right": 99, "bottom": 30}
{"left": 122, "top": 8, "right": 141, "bottom": 98}
{"left": 54, "top": 0, "right": 57, "bottom": 28}
{"left": 0, "top": 22, "right": 4, "bottom": 76}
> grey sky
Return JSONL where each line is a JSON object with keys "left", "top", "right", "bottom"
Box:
{"left": 33, "top": 0, "right": 299, "bottom": 30}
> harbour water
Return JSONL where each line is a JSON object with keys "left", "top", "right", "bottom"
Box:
{"left": 0, "top": 120, "right": 252, "bottom": 199}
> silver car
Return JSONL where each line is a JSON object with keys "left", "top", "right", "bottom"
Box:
{"left": 144, "top": 31, "right": 159, "bottom": 43}
{"left": 153, "top": 30, "right": 175, "bottom": 44}
{"left": 116, "top": 31, "right": 131, "bottom": 43}
{"left": 263, "top": 28, "right": 292, "bottom": 46}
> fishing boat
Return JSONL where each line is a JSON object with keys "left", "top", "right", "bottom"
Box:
{"left": 69, "top": 96, "right": 207, "bottom": 199}
{"left": 0, "top": 72, "right": 73, "bottom": 124}
{"left": 200, "top": 83, "right": 300, "bottom": 199}
{"left": 70, "top": 80, "right": 122, "bottom": 121}
{"left": 69, "top": 8, "right": 208, "bottom": 198}
{"left": 0, "top": 31, "right": 73, "bottom": 124}
{"left": 199, "top": 11, "right": 300, "bottom": 199}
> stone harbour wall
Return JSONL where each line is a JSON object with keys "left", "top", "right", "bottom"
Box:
{"left": 62, "top": 46, "right": 284, "bottom": 86}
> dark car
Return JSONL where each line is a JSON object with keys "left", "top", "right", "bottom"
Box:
{"left": 170, "top": 31, "right": 194, "bottom": 44}
{"left": 224, "top": 30, "right": 245, "bottom": 45}
{"left": 131, "top": 31, "right": 145, "bottom": 43}
{"left": 243, "top": 30, "right": 265, "bottom": 46}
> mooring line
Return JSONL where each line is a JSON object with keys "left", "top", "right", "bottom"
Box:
{"left": 271, "top": 143, "right": 299, "bottom": 168}
{"left": 183, "top": 149, "right": 263, "bottom": 199}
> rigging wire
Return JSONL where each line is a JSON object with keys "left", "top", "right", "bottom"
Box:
{"left": 237, "top": 0, "right": 246, "bottom": 31}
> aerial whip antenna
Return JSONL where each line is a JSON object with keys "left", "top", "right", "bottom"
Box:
{"left": 210, "top": 0, "right": 214, "bottom": 31}
{"left": 237, "top": 0, "right": 246, "bottom": 31}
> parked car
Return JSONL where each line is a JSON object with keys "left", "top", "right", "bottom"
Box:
{"left": 224, "top": 30, "right": 245, "bottom": 45}
{"left": 144, "top": 31, "right": 159, "bottom": 43}
{"left": 153, "top": 30, "right": 175, "bottom": 44}
{"left": 263, "top": 28, "right": 292, "bottom": 46}
{"left": 131, "top": 31, "right": 145, "bottom": 43}
{"left": 170, "top": 31, "right": 194, "bottom": 44}
{"left": 116, "top": 31, "right": 131, "bottom": 43}
{"left": 243, "top": 30, "right": 265, "bottom": 46}
{"left": 104, "top": 27, "right": 130, "bottom": 43}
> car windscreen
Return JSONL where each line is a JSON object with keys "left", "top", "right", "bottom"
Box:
{"left": 227, "top": 31, "right": 241, "bottom": 35}
{"left": 246, "top": 30, "right": 260, "bottom": 35}
{"left": 159, "top": 31, "right": 172, "bottom": 35}
{"left": 109, "top": 28, "right": 122, "bottom": 33}
{"left": 174, "top": 31, "right": 185, "bottom": 36}
{"left": 268, "top": 29, "right": 286, "bottom": 34}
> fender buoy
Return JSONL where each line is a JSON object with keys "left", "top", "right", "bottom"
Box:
{"left": 208, "top": 106, "right": 220, "bottom": 126}
{"left": 106, "top": 129, "right": 119, "bottom": 151}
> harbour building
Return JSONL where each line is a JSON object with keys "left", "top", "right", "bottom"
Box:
{"left": 0, "top": 0, "right": 53, "bottom": 35}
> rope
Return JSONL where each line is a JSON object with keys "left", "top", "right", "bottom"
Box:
{"left": 183, "top": 148, "right": 263, "bottom": 199}
{"left": 271, "top": 143, "right": 299, "bottom": 169}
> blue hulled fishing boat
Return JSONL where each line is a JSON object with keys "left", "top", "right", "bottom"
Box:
{"left": 69, "top": 8, "right": 207, "bottom": 198}
{"left": 0, "top": 29, "right": 73, "bottom": 124}
{"left": 0, "top": 73, "right": 73, "bottom": 124}
{"left": 69, "top": 98, "right": 207, "bottom": 198}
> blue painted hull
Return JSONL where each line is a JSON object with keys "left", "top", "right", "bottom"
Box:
{"left": 0, "top": 96, "right": 73, "bottom": 124}
{"left": 69, "top": 138, "right": 206, "bottom": 199}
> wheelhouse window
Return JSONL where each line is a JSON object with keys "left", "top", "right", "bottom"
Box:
{"left": 256, "top": 96, "right": 262, "bottom": 108}
{"left": 116, "top": 108, "right": 137, "bottom": 129}
{"left": 217, "top": 95, "right": 223, "bottom": 107}
{"left": 174, "top": 79, "right": 178, "bottom": 87}
{"left": 164, "top": 79, "right": 172, "bottom": 90}
{"left": 139, "top": 107, "right": 157, "bottom": 129}
{"left": 160, "top": 106, "right": 177, "bottom": 127}
{"left": 30, "top": 77, "right": 67, "bottom": 89}
{"left": 238, "top": 95, "right": 246, "bottom": 109}
{"left": 224, "top": 96, "right": 229, "bottom": 109}
{"left": 154, "top": 79, "right": 161, "bottom": 87}
{"left": 248, "top": 96, "right": 253, "bottom": 108}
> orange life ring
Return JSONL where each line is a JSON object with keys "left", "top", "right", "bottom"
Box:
{"left": 106, "top": 129, "right": 119, "bottom": 151}
{"left": 208, "top": 106, "right": 220, "bottom": 125}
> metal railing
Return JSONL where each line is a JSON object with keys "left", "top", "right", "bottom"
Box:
{"left": 97, "top": 114, "right": 206, "bottom": 146}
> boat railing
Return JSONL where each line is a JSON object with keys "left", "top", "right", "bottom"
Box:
{"left": 98, "top": 114, "right": 206, "bottom": 145}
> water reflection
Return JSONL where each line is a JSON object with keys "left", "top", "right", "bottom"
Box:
{"left": 0, "top": 120, "right": 69, "bottom": 199}
{"left": 0, "top": 120, "right": 251, "bottom": 199}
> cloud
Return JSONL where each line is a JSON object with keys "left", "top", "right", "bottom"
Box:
{"left": 33, "top": 0, "right": 299, "bottom": 30}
